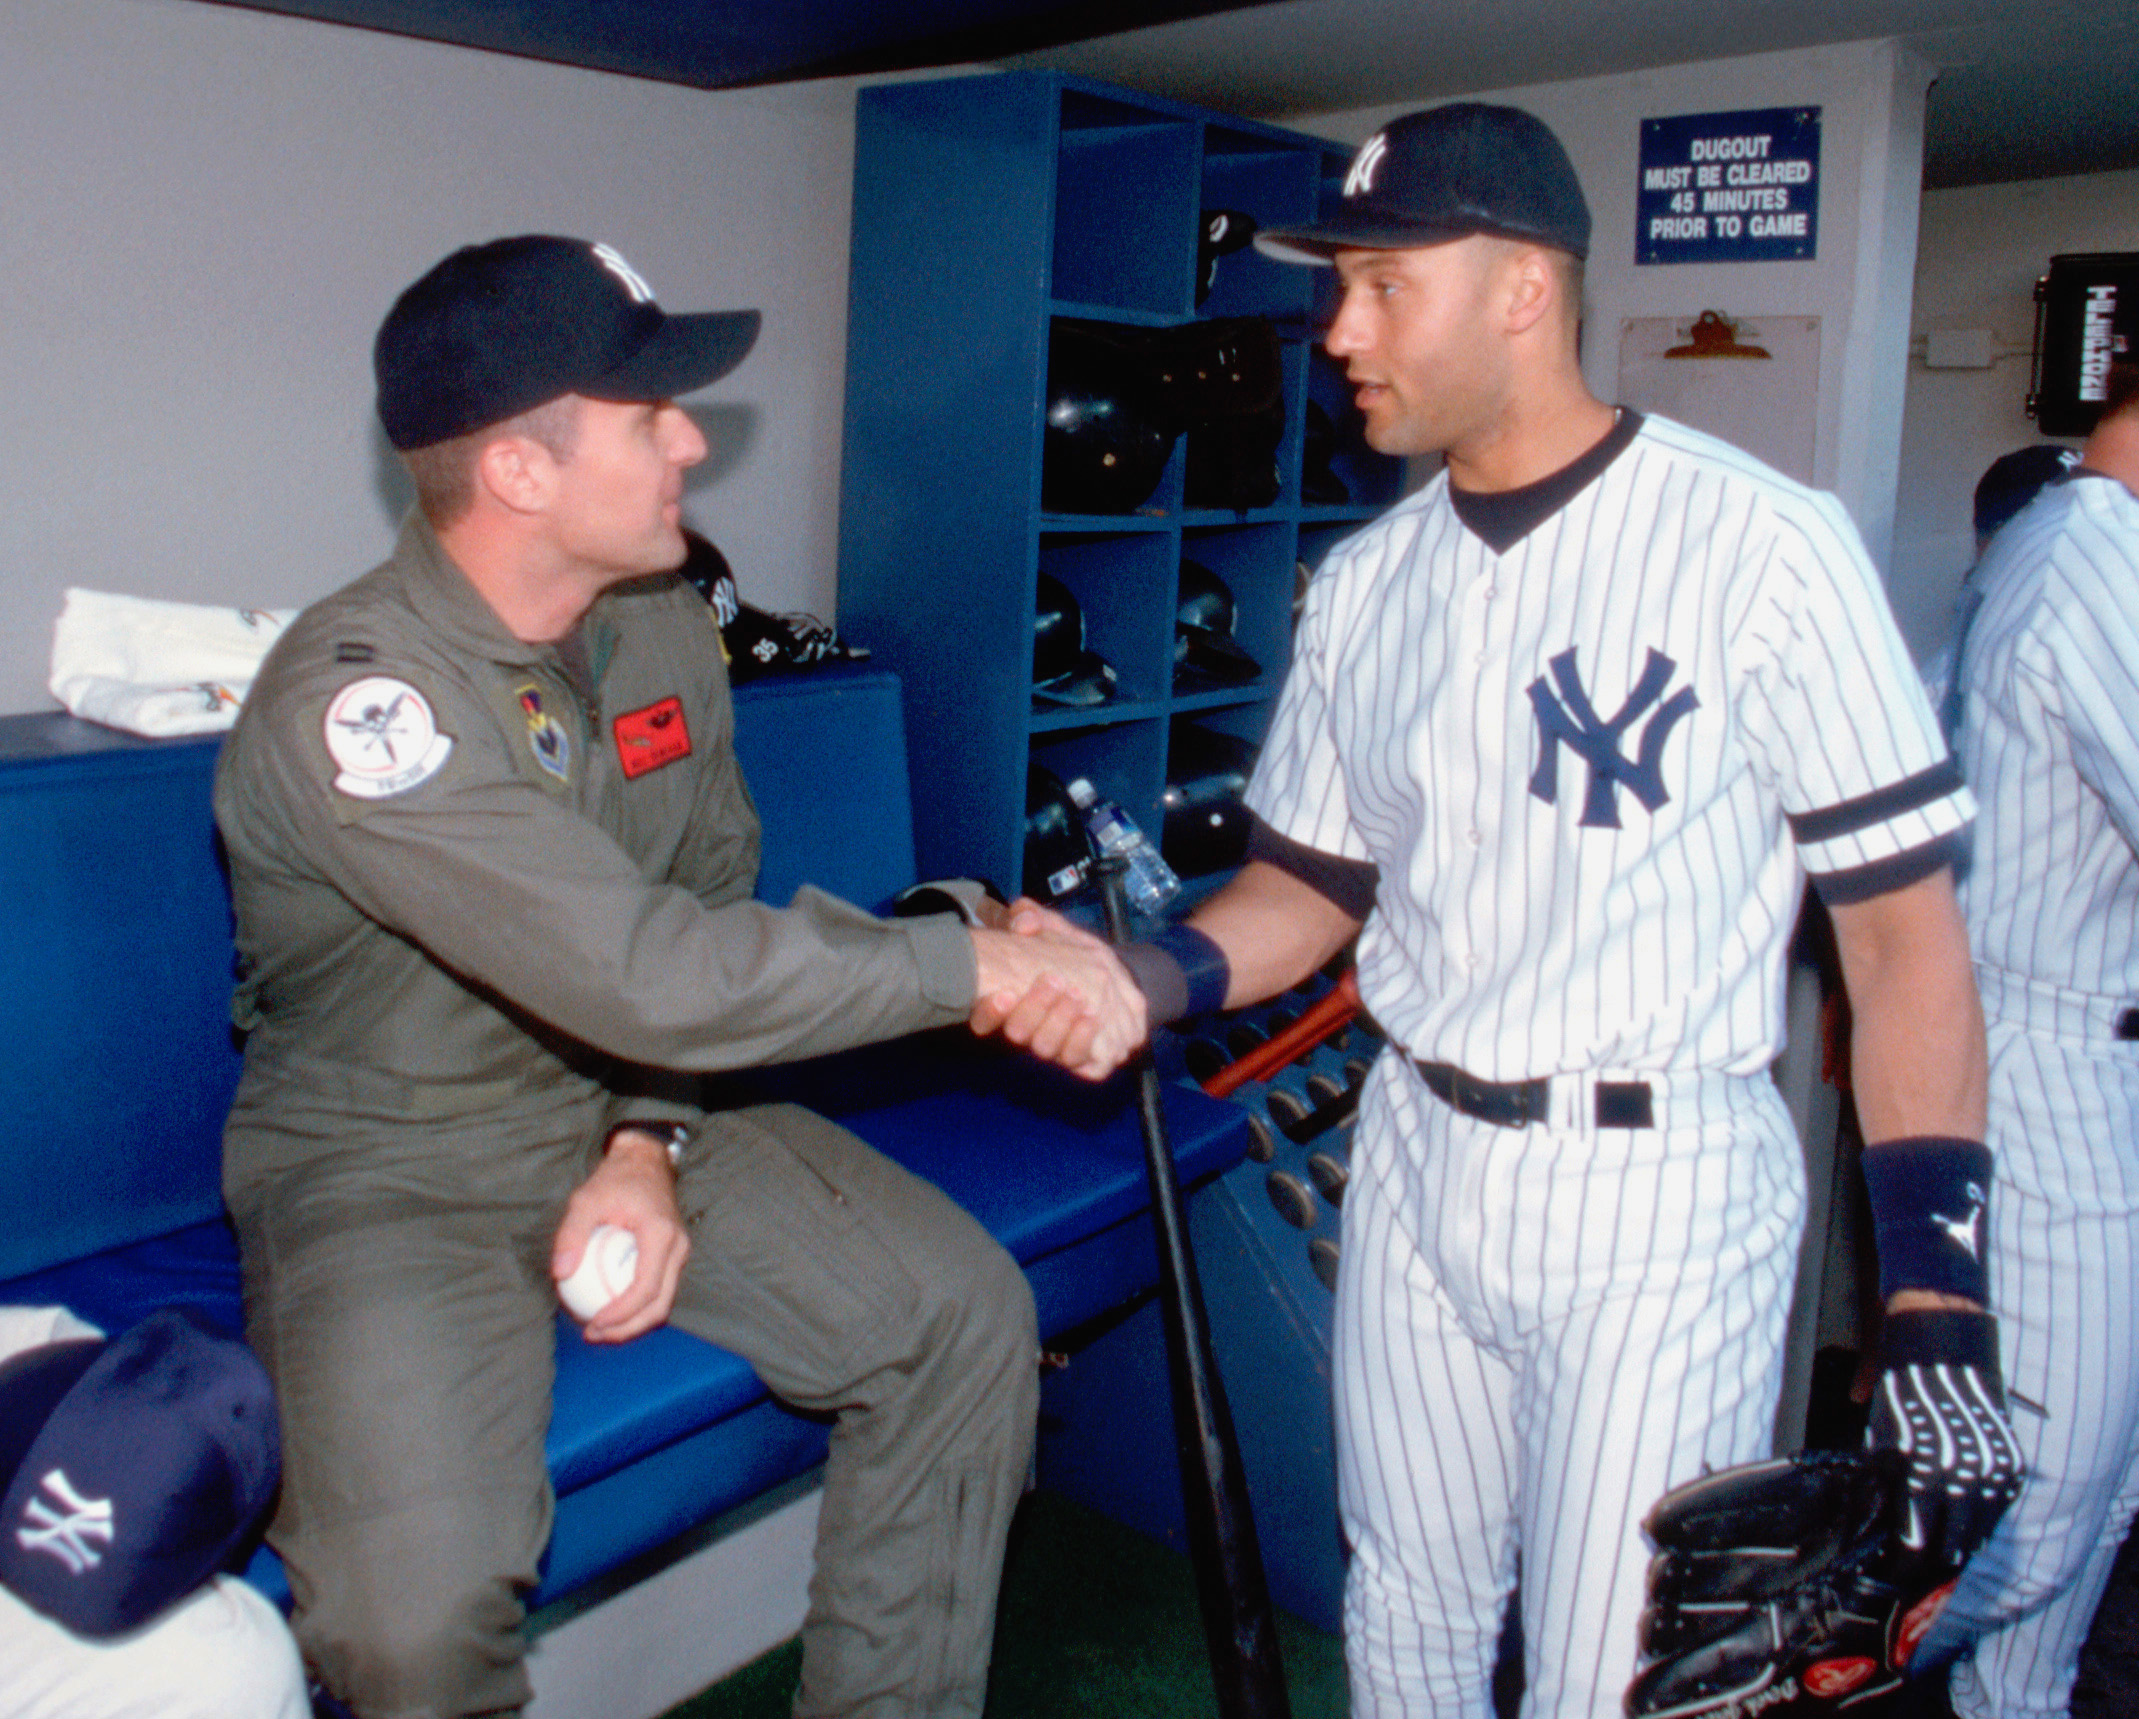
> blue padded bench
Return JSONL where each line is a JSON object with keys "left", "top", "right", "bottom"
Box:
{"left": 0, "top": 662, "right": 1248, "bottom": 1612}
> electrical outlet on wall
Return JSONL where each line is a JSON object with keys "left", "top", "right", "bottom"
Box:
{"left": 1924, "top": 328, "right": 1999, "bottom": 368}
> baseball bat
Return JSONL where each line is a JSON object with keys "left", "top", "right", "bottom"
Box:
{"left": 1201, "top": 968, "right": 1360, "bottom": 1098}
{"left": 1096, "top": 859, "right": 1292, "bottom": 1719}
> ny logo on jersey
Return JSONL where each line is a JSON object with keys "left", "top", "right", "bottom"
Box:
{"left": 1528, "top": 647, "right": 1700, "bottom": 828}
{"left": 16, "top": 1468, "right": 115, "bottom": 1575}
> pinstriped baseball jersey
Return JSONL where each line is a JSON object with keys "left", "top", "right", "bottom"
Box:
{"left": 1248, "top": 409, "right": 1971, "bottom": 1080}
{"left": 1954, "top": 472, "right": 2139, "bottom": 1008}
{"left": 1942, "top": 467, "right": 2139, "bottom": 1719}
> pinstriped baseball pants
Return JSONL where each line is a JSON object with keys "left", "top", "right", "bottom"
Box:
{"left": 1943, "top": 1014, "right": 2139, "bottom": 1719}
{"left": 1333, "top": 1057, "right": 1804, "bottom": 1719}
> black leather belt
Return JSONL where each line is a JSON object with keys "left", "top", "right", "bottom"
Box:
{"left": 1414, "top": 1060, "right": 1655, "bottom": 1130}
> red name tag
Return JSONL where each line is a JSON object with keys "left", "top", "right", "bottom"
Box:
{"left": 612, "top": 697, "right": 692, "bottom": 779}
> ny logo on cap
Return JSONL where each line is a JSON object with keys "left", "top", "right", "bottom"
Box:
{"left": 16, "top": 1469, "right": 115, "bottom": 1576}
{"left": 1345, "top": 133, "right": 1390, "bottom": 199}
{"left": 1529, "top": 647, "right": 1700, "bottom": 829}
{"left": 593, "top": 242, "right": 656, "bottom": 305}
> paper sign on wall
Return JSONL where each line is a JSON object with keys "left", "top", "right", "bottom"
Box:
{"left": 1637, "top": 107, "right": 1820, "bottom": 266}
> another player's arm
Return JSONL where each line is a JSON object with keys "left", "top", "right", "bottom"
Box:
{"left": 1825, "top": 863, "right": 1988, "bottom": 1314}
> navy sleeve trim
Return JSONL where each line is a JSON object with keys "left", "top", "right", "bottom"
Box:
{"left": 1246, "top": 815, "right": 1379, "bottom": 920}
{"left": 1787, "top": 759, "right": 1965, "bottom": 846}
{"left": 1810, "top": 831, "right": 1964, "bottom": 907}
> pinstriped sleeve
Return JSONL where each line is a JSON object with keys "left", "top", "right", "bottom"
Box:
{"left": 1244, "top": 553, "right": 1374, "bottom": 864}
{"left": 1744, "top": 490, "right": 1974, "bottom": 899}
{"left": 2045, "top": 499, "right": 2139, "bottom": 849}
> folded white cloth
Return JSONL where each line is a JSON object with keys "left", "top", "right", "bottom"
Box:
{"left": 48, "top": 588, "right": 297, "bottom": 737}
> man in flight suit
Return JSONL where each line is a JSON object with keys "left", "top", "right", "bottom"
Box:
{"left": 215, "top": 235, "right": 1143, "bottom": 1719}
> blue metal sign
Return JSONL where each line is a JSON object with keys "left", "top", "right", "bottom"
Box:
{"left": 1637, "top": 107, "right": 1820, "bottom": 265}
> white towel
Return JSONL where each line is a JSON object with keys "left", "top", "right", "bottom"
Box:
{"left": 48, "top": 588, "right": 297, "bottom": 737}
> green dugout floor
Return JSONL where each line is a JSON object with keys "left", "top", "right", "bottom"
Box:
{"left": 658, "top": 1488, "right": 1350, "bottom": 1719}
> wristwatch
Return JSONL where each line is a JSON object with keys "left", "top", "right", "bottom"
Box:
{"left": 605, "top": 1120, "right": 690, "bottom": 1172}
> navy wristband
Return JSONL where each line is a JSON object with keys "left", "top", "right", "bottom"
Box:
{"left": 1861, "top": 1135, "right": 1994, "bottom": 1304}
{"left": 1117, "top": 925, "right": 1231, "bottom": 1026}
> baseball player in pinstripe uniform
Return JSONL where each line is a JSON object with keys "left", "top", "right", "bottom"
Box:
{"left": 1930, "top": 367, "right": 2139, "bottom": 1718}
{"left": 1009, "top": 105, "right": 2021, "bottom": 1718}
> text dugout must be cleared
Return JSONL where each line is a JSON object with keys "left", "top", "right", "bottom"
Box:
{"left": 1638, "top": 112, "right": 1821, "bottom": 254}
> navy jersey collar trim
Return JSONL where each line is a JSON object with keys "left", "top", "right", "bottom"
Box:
{"left": 1448, "top": 408, "right": 1644, "bottom": 554}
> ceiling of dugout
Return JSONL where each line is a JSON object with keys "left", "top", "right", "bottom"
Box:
{"left": 209, "top": 0, "right": 2139, "bottom": 188}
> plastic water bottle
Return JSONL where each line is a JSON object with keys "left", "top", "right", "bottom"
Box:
{"left": 1066, "top": 777, "right": 1180, "bottom": 915}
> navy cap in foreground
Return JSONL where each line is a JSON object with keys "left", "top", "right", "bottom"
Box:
{"left": 375, "top": 235, "right": 761, "bottom": 450}
{"left": 0, "top": 1308, "right": 279, "bottom": 1638}
{"left": 1973, "top": 443, "right": 2080, "bottom": 540}
{"left": 1258, "top": 103, "right": 1591, "bottom": 265}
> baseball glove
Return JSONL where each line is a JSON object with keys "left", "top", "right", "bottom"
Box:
{"left": 1626, "top": 1446, "right": 1973, "bottom": 1718}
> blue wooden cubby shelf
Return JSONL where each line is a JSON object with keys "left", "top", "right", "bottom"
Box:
{"left": 837, "top": 70, "right": 1403, "bottom": 910}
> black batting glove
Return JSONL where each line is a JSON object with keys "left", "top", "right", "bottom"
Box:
{"left": 1869, "top": 1309, "right": 2023, "bottom": 1577}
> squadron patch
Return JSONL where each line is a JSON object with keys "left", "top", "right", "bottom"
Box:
{"left": 323, "top": 676, "right": 453, "bottom": 799}
{"left": 612, "top": 696, "right": 691, "bottom": 779}
{"left": 515, "top": 683, "right": 572, "bottom": 784}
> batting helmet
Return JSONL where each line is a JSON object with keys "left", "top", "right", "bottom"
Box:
{"left": 1174, "top": 562, "right": 1261, "bottom": 690}
{"left": 1033, "top": 574, "right": 1118, "bottom": 708}
{"left": 1161, "top": 723, "right": 1258, "bottom": 878}
{"left": 1043, "top": 322, "right": 1177, "bottom": 514}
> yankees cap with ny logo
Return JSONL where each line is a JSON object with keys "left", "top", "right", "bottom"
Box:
{"left": 1256, "top": 102, "right": 1592, "bottom": 265}
{"left": 0, "top": 1307, "right": 279, "bottom": 1637}
{"left": 374, "top": 234, "right": 762, "bottom": 451}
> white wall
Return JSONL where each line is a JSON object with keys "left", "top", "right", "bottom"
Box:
{"left": 1290, "top": 39, "right": 1933, "bottom": 574}
{"left": 2, "top": 5, "right": 2094, "bottom": 717}
{"left": 0, "top": 0, "right": 876, "bottom": 714}
{"left": 1891, "top": 168, "right": 2139, "bottom": 661}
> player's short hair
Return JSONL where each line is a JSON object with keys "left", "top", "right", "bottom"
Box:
{"left": 1487, "top": 235, "right": 1586, "bottom": 336}
{"left": 1543, "top": 246, "right": 1586, "bottom": 324}
{"left": 399, "top": 394, "right": 584, "bottom": 527}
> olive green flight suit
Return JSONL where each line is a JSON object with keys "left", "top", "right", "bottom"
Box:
{"left": 216, "top": 515, "right": 1037, "bottom": 1719}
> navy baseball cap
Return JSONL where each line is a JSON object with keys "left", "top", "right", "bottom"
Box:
{"left": 1973, "top": 443, "right": 2080, "bottom": 540}
{"left": 1258, "top": 103, "right": 1591, "bottom": 265}
{"left": 0, "top": 1308, "right": 279, "bottom": 1638}
{"left": 375, "top": 235, "right": 762, "bottom": 450}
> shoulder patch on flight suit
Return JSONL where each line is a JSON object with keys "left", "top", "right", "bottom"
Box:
{"left": 514, "top": 683, "right": 572, "bottom": 785}
{"left": 323, "top": 676, "right": 454, "bottom": 799}
{"left": 613, "top": 696, "right": 691, "bottom": 780}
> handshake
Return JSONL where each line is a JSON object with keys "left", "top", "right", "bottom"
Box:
{"left": 908, "top": 881, "right": 1151, "bottom": 1081}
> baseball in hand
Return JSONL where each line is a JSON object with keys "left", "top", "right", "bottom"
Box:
{"left": 558, "top": 1224, "right": 639, "bottom": 1321}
